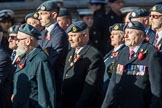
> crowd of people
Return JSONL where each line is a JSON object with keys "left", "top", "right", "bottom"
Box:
{"left": 0, "top": 0, "right": 162, "bottom": 108}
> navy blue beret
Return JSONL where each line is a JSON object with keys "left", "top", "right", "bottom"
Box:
{"left": 37, "top": 1, "right": 59, "bottom": 11}
{"left": 19, "top": 23, "right": 40, "bottom": 39}
{"left": 89, "top": 0, "right": 107, "bottom": 4}
{"left": 124, "top": 21, "right": 145, "bottom": 32}
{"left": 8, "top": 25, "right": 19, "bottom": 36}
{"left": 58, "top": 8, "right": 71, "bottom": 17}
{"left": 129, "top": 8, "right": 149, "bottom": 19}
{"left": 66, "top": 21, "right": 88, "bottom": 33}
{"left": 0, "top": 9, "right": 14, "bottom": 21}
{"left": 150, "top": 4, "right": 162, "bottom": 13}
{"left": 109, "top": 23, "right": 125, "bottom": 32}
{"left": 25, "top": 12, "right": 39, "bottom": 21}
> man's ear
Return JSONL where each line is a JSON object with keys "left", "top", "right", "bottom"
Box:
{"left": 26, "top": 38, "right": 32, "bottom": 46}
{"left": 51, "top": 11, "right": 58, "bottom": 19}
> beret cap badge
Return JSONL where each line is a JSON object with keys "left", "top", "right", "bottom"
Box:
{"left": 72, "top": 26, "right": 77, "bottom": 32}
{"left": 41, "top": 5, "right": 46, "bottom": 11}
{"left": 152, "top": 6, "right": 156, "bottom": 11}
{"left": 128, "top": 22, "right": 133, "bottom": 27}
{"left": 33, "top": 13, "right": 38, "bottom": 18}
{"left": 131, "top": 12, "right": 136, "bottom": 17}
{"left": 114, "top": 25, "right": 119, "bottom": 30}
{"left": 9, "top": 27, "right": 13, "bottom": 32}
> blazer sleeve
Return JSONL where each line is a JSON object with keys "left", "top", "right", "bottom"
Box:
{"left": 48, "top": 31, "right": 68, "bottom": 66}
{"left": 0, "top": 56, "right": 12, "bottom": 84}
{"left": 36, "top": 61, "right": 56, "bottom": 108}
{"left": 74, "top": 54, "right": 105, "bottom": 108}
{"left": 148, "top": 51, "right": 162, "bottom": 108}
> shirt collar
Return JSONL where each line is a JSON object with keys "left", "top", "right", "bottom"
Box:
{"left": 46, "top": 22, "right": 57, "bottom": 33}
{"left": 113, "top": 44, "right": 124, "bottom": 52}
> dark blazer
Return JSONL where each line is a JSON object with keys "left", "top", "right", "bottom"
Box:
{"left": 13, "top": 46, "right": 55, "bottom": 108}
{"left": 102, "top": 40, "right": 162, "bottom": 108}
{"left": 103, "top": 45, "right": 125, "bottom": 93}
{"left": 39, "top": 22, "right": 69, "bottom": 103}
{"left": 0, "top": 46, "right": 13, "bottom": 108}
{"left": 62, "top": 44, "right": 105, "bottom": 108}
{"left": 145, "top": 26, "right": 155, "bottom": 44}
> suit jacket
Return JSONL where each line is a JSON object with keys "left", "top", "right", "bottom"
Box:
{"left": 103, "top": 45, "right": 125, "bottom": 93}
{"left": 102, "top": 40, "right": 162, "bottom": 108}
{"left": 145, "top": 26, "right": 155, "bottom": 44}
{"left": 13, "top": 46, "right": 56, "bottom": 108}
{"left": 62, "top": 44, "right": 105, "bottom": 108}
{"left": 39, "top": 22, "right": 69, "bottom": 104}
{"left": 0, "top": 46, "right": 13, "bottom": 108}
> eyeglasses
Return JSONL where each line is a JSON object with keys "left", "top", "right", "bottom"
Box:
{"left": 9, "top": 36, "right": 17, "bottom": 40}
{"left": 149, "top": 14, "right": 162, "bottom": 19}
{"left": 17, "top": 38, "right": 28, "bottom": 42}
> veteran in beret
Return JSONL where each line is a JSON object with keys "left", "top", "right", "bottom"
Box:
{"left": 12, "top": 23, "right": 55, "bottom": 108}
{"left": 102, "top": 21, "right": 162, "bottom": 108}
{"left": 150, "top": 4, "right": 162, "bottom": 51}
{"left": 0, "top": 9, "right": 15, "bottom": 55}
{"left": 0, "top": 25, "right": 13, "bottom": 108}
{"left": 61, "top": 21, "right": 105, "bottom": 108}
{"left": 37, "top": 1, "right": 69, "bottom": 107}
{"left": 25, "top": 12, "right": 44, "bottom": 32}
{"left": 8, "top": 25, "right": 19, "bottom": 64}
{"left": 103, "top": 23, "right": 125, "bottom": 94}
{"left": 57, "top": 8, "right": 72, "bottom": 31}
{"left": 129, "top": 8, "right": 155, "bottom": 44}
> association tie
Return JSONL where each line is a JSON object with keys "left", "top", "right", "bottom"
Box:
{"left": 129, "top": 50, "right": 134, "bottom": 59}
{"left": 153, "top": 33, "right": 159, "bottom": 46}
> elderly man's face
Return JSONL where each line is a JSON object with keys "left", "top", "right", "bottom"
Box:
{"left": 8, "top": 34, "right": 17, "bottom": 50}
{"left": 150, "top": 11, "right": 162, "bottom": 30}
{"left": 26, "top": 18, "right": 41, "bottom": 29}
{"left": 68, "top": 32, "right": 86, "bottom": 49}
{"left": 16, "top": 31, "right": 30, "bottom": 55}
{"left": 110, "top": 30, "right": 124, "bottom": 47}
{"left": 124, "top": 29, "right": 144, "bottom": 47}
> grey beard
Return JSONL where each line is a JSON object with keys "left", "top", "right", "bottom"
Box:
{"left": 16, "top": 46, "right": 28, "bottom": 57}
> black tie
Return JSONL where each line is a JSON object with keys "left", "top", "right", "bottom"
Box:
{"left": 11, "top": 51, "right": 16, "bottom": 60}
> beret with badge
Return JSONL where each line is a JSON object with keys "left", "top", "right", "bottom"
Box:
{"left": 37, "top": 1, "right": 59, "bottom": 11}
{"left": 0, "top": 9, "right": 14, "bottom": 21}
{"left": 124, "top": 21, "right": 145, "bottom": 32}
{"left": 58, "top": 8, "right": 71, "bottom": 17}
{"left": 25, "top": 12, "right": 39, "bottom": 22}
{"left": 150, "top": 4, "right": 162, "bottom": 13}
{"left": 129, "top": 8, "right": 149, "bottom": 20}
{"left": 8, "top": 25, "right": 19, "bottom": 36}
{"left": 109, "top": 23, "right": 125, "bottom": 32}
{"left": 66, "top": 21, "right": 88, "bottom": 33}
{"left": 19, "top": 23, "right": 40, "bottom": 40}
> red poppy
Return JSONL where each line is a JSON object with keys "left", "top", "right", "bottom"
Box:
{"left": 138, "top": 49, "right": 147, "bottom": 60}
{"left": 16, "top": 57, "right": 21, "bottom": 64}
{"left": 112, "top": 52, "right": 118, "bottom": 58}
{"left": 19, "top": 64, "right": 24, "bottom": 69}
{"left": 145, "top": 37, "right": 149, "bottom": 41}
{"left": 156, "top": 44, "right": 161, "bottom": 51}
{"left": 45, "top": 35, "right": 50, "bottom": 40}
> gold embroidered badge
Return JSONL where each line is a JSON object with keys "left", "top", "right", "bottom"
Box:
{"left": 152, "top": 6, "right": 156, "bottom": 11}
{"left": 72, "top": 26, "right": 77, "bottom": 32}
{"left": 114, "top": 25, "right": 119, "bottom": 30}
{"left": 41, "top": 5, "right": 46, "bottom": 11}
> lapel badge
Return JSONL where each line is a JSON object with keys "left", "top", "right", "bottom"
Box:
{"left": 70, "top": 62, "right": 74, "bottom": 67}
{"left": 152, "top": 6, "right": 156, "bottom": 11}
{"left": 131, "top": 12, "right": 136, "bottom": 17}
{"left": 114, "top": 25, "right": 119, "bottom": 30}
{"left": 41, "top": 5, "right": 46, "bottom": 11}
{"left": 72, "top": 26, "right": 77, "bottom": 32}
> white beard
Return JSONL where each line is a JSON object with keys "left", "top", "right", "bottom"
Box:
{"left": 12, "top": 46, "right": 28, "bottom": 64}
